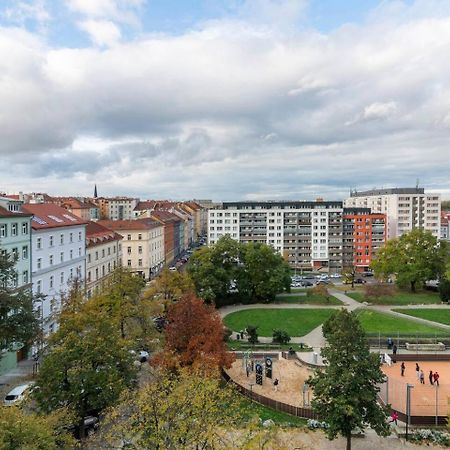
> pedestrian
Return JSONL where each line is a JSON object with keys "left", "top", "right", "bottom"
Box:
{"left": 273, "top": 378, "right": 279, "bottom": 392}
{"left": 387, "top": 337, "right": 393, "bottom": 349}
{"left": 390, "top": 411, "right": 399, "bottom": 426}
{"left": 401, "top": 362, "right": 405, "bottom": 377}
{"left": 415, "top": 363, "right": 420, "bottom": 381}
{"left": 429, "top": 370, "right": 434, "bottom": 385}
{"left": 420, "top": 369, "right": 425, "bottom": 384}
{"left": 392, "top": 344, "right": 397, "bottom": 355}
{"left": 433, "top": 372, "right": 439, "bottom": 386}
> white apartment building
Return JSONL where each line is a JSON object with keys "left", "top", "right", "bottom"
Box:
{"left": 98, "top": 219, "right": 164, "bottom": 280}
{"left": 344, "top": 188, "right": 441, "bottom": 239}
{"left": 85, "top": 221, "right": 123, "bottom": 298}
{"left": 208, "top": 201, "right": 344, "bottom": 273}
{"left": 22, "top": 204, "right": 87, "bottom": 335}
{"left": 95, "top": 197, "right": 138, "bottom": 220}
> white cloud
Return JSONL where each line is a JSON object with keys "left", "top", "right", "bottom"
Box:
{"left": 78, "top": 19, "right": 121, "bottom": 47}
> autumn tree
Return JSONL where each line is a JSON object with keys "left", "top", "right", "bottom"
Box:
{"left": 0, "top": 407, "right": 75, "bottom": 450}
{"left": 34, "top": 288, "right": 137, "bottom": 438}
{"left": 0, "top": 253, "right": 39, "bottom": 358}
{"left": 342, "top": 264, "right": 357, "bottom": 288}
{"left": 308, "top": 309, "right": 389, "bottom": 450}
{"left": 153, "top": 292, "right": 234, "bottom": 370}
{"left": 371, "top": 229, "right": 448, "bottom": 292}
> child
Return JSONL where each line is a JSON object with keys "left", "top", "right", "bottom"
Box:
{"left": 419, "top": 369, "right": 425, "bottom": 384}
{"left": 390, "top": 411, "right": 399, "bottom": 426}
{"left": 401, "top": 362, "right": 405, "bottom": 377}
{"left": 273, "top": 378, "right": 279, "bottom": 392}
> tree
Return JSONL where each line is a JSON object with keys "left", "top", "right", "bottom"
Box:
{"left": 371, "top": 229, "right": 448, "bottom": 292}
{"left": 145, "top": 268, "right": 195, "bottom": 302}
{"left": 342, "top": 265, "right": 357, "bottom": 289}
{"left": 246, "top": 325, "right": 258, "bottom": 344}
{"left": 34, "top": 288, "right": 137, "bottom": 438}
{"left": 238, "top": 242, "right": 291, "bottom": 303}
{"left": 99, "top": 368, "right": 245, "bottom": 450}
{"left": 438, "top": 278, "right": 450, "bottom": 303}
{"left": 308, "top": 309, "right": 390, "bottom": 450}
{"left": 272, "top": 329, "right": 290, "bottom": 345}
{"left": 0, "top": 406, "right": 75, "bottom": 450}
{"left": 152, "top": 292, "right": 235, "bottom": 371}
{"left": 308, "top": 284, "right": 330, "bottom": 301}
{"left": 0, "top": 253, "right": 39, "bottom": 357}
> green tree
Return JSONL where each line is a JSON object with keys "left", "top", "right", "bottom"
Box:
{"left": 272, "top": 329, "right": 291, "bottom": 345}
{"left": 371, "top": 229, "right": 448, "bottom": 292}
{"left": 438, "top": 278, "right": 450, "bottom": 303}
{"left": 308, "top": 309, "right": 389, "bottom": 450}
{"left": 342, "top": 264, "right": 357, "bottom": 288}
{"left": 0, "top": 406, "right": 75, "bottom": 450}
{"left": 34, "top": 288, "right": 137, "bottom": 438}
{"left": 0, "top": 252, "right": 39, "bottom": 358}
{"left": 246, "top": 325, "right": 258, "bottom": 344}
{"left": 238, "top": 242, "right": 291, "bottom": 302}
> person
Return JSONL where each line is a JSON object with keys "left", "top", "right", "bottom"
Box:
{"left": 392, "top": 344, "right": 397, "bottom": 355}
{"left": 390, "top": 411, "right": 399, "bottom": 426}
{"left": 429, "top": 370, "right": 434, "bottom": 385}
{"left": 433, "top": 372, "right": 440, "bottom": 386}
{"left": 420, "top": 369, "right": 425, "bottom": 384}
{"left": 273, "top": 378, "right": 279, "bottom": 392}
{"left": 401, "top": 362, "right": 405, "bottom": 377}
{"left": 415, "top": 363, "right": 420, "bottom": 381}
{"left": 387, "top": 337, "right": 393, "bottom": 349}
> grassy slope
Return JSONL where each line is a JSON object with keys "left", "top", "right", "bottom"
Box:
{"left": 347, "top": 291, "right": 441, "bottom": 305}
{"left": 275, "top": 294, "right": 342, "bottom": 305}
{"left": 392, "top": 308, "right": 450, "bottom": 326}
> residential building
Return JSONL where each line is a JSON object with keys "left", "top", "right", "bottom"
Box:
{"left": 22, "top": 204, "right": 87, "bottom": 336}
{"left": 148, "top": 210, "right": 180, "bottom": 265}
{"left": 440, "top": 212, "right": 450, "bottom": 241}
{"left": 85, "top": 221, "right": 123, "bottom": 298}
{"left": 53, "top": 197, "right": 100, "bottom": 221}
{"left": 345, "top": 188, "right": 441, "bottom": 239}
{"left": 0, "top": 202, "right": 33, "bottom": 375}
{"left": 94, "top": 197, "right": 138, "bottom": 220}
{"left": 342, "top": 209, "right": 386, "bottom": 272}
{"left": 208, "top": 201, "right": 344, "bottom": 273}
{"left": 98, "top": 219, "right": 164, "bottom": 279}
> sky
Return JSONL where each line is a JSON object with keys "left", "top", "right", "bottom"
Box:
{"left": 0, "top": 0, "right": 449, "bottom": 201}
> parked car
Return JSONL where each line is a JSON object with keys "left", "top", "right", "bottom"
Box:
{"left": 301, "top": 281, "right": 314, "bottom": 287}
{"left": 3, "top": 383, "right": 33, "bottom": 406}
{"left": 354, "top": 278, "right": 367, "bottom": 284}
{"left": 169, "top": 266, "right": 177, "bottom": 272}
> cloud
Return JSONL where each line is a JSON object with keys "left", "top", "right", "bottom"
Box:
{"left": 1, "top": 0, "right": 450, "bottom": 199}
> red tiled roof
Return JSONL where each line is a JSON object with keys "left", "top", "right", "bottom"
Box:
{"left": 0, "top": 205, "right": 32, "bottom": 218}
{"left": 22, "top": 203, "right": 87, "bottom": 229}
{"left": 86, "top": 221, "right": 123, "bottom": 248}
{"left": 150, "top": 210, "right": 181, "bottom": 223}
{"left": 98, "top": 218, "right": 163, "bottom": 232}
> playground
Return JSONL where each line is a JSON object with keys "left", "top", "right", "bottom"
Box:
{"left": 225, "top": 355, "right": 314, "bottom": 407}
{"left": 381, "top": 360, "right": 450, "bottom": 418}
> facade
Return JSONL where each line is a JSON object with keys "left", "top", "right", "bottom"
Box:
{"left": 345, "top": 188, "right": 441, "bottom": 239}
{"left": 0, "top": 202, "right": 33, "bottom": 375}
{"left": 54, "top": 197, "right": 100, "bottom": 221}
{"left": 440, "top": 212, "right": 450, "bottom": 241}
{"left": 94, "top": 197, "right": 138, "bottom": 220}
{"left": 22, "top": 204, "right": 87, "bottom": 336}
{"left": 343, "top": 209, "right": 386, "bottom": 272}
{"left": 85, "top": 221, "right": 123, "bottom": 298}
{"left": 98, "top": 219, "right": 164, "bottom": 279}
{"left": 148, "top": 210, "right": 180, "bottom": 265}
{"left": 208, "top": 201, "right": 345, "bottom": 273}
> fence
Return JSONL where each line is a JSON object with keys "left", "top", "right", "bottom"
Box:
{"left": 222, "top": 369, "right": 318, "bottom": 420}
{"left": 366, "top": 332, "right": 450, "bottom": 351}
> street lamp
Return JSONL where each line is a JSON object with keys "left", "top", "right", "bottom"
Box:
{"left": 406, "top": 383, "right": 414, "bottom": 440}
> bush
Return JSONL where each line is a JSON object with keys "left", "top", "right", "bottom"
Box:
{"left": 363, "top": 283, "right": 396, "bottom": 301}
{"left": 307, "top": 284, "right": 329, "bottom": 299}
{"left": 246, "top": 325, "right": 258, "bottom": 344}
{"left": 223, "top": 327, "right": 233, "bottom": 341}
{"left": 411, "top": 429, "right": 449, "bottom": 446}
{"left": 438, "top": 279, "right": 450, "bottom": 302}
{"left": 272, "top": 329, "right": 291, "bottom": 345}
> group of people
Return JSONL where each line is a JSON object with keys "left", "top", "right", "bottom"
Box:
{"left": 400, "top": 362, "right": 440, "bottom": 386}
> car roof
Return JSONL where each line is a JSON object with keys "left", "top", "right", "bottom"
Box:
{"left": 6, "top": 383, "right": 31, "bottom": 396}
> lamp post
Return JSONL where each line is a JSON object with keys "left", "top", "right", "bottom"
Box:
{"left": 406, "top": 383, "right": 414, "bottom": 441}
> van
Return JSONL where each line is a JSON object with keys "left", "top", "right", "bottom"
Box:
{"left": 3, "top": 383, "right": 33, "bottom": 406}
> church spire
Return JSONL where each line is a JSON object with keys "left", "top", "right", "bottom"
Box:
{"left": 94, "top": 184, "right": 98, "bottom": 198}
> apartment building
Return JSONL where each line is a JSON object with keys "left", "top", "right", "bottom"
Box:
{"left": 95, "top": 197, "right": 138, "bottom": 220}
{"left": 343, "top": 209, "right": 386, "bottom": 272}
{"left": 208, "top": 201, "right": 344, "bottom": 273}
{"left": 98, "top": 219, "right": 164, "bottom": 279}
{"left": 85, "top": 221, "right": 123, "bottom": 298}
{"left": 345, "top": 188, "right": 440, "bottom": 239}
{"left": 54, "top": 197, "right": 100, "bottom": 221}
{"left": 148, "top": 210, "right": 181, "bottom": 264}
{"left": 0, "top": 201, "right": 33, "bottom": 375}
{"left": 22, "top": 204, "right": 87, "bottom": 336}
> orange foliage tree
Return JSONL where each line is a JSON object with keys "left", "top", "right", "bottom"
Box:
{"left": 153, "top": 292, "right": 234, "bottom": 371}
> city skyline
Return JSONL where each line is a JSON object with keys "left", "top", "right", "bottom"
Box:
{"left": 1, "top": 0, "right": 450, "bottom": 200}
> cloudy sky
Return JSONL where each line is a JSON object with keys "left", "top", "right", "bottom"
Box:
{"left": 0, "top": 0, "right": 449, "bottom": 201}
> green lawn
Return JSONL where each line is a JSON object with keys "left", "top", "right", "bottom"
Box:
{"left": 348, "top": 290, "right": 441, "bottom": 305}
{"left": 392, "top": 309, "right": 450, "bottom": 326}
{"left": 223, "top": 308, "right": 336, "bottom": 337}
{"left": 275, "top": 294, "right": 342, "bottom": 305}
{"left": 355, "top": 310, "right": 449, "bottom": 335}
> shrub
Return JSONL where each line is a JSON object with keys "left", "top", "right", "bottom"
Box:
{"left": 307, "top": 284, "right": 329, "bottom": 299}
{"left": 411, "top": 429, "right": 449, "bottom": 446}
{"left": 272, "top": 329, "right": 291, "bottom": 345}
{"left": 363, "top": 283, "right": 396, "bottom": 301}
{"left": 246, "top": 325, "right": 258, "bottom": 344}
{"left": 438, "top": 279, "right": 450, "bottom": 303}
{"left": 223, "top": 327, "right": 233, "bottom": 341}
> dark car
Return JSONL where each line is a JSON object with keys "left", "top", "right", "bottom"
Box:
{"left": 354, "top": 278, "right": 367, "bottom": 284}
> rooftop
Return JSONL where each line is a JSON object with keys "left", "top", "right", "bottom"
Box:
{"left": 350, "top": 187, "right": 426, "bottom": 197}
{"left": 22, "top": 203, "right": 87, "bottom": 229}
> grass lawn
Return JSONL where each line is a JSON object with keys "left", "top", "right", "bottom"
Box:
{"left": 223, "top": 308, "right": 336, "bottom": 337}
{"left": 355, "top": 310, "right": 449, "bottom": 335}
{"left": 348, "top": 290, "right": 441, "bottom": 305}
{"left": 225, "top": 339, "right": 311, "bottom": 352}
{"left": 392, "top": 309, "right": 450, "bottom": 326}
{"left": 275, "top": 294, "right": 342, "bottom": 305}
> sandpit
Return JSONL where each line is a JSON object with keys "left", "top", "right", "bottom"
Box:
{"left": 225, "top": 356, "right": 314, "bottom": 407}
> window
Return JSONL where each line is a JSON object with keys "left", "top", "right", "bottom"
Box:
{"left": 95, "top": 268, "right": 99, "bottom": 280}
{"left": 138, "top": 259, "right": 142, "bottom": 267}
{"left": 49, "top": 276, "right": 54, "bottom": 289}
{"left": 138, "top": 246, "right": 142, "bottom": 254}
{"left": 138, "top": 234, "right": 142, "bottom": 240}
{"left": 108, "top": 262, "right": 111, "bottom": 273}
{"left": 78, "top": 231, "right": 82, "bottom": 241}
{"left": 60, "top": 252, "right": 64, "bottom": 263}
{"left": 36, "top": 237, "right": 41, "bottom": 249}
{"left": 127, "top": 259, "right": 132, "bottom": 267}
{"left": 87, "top": 271, "right": 91, "bottom": 282}
{"left": 79, "top": 247, "right": 82, "bottom": 257}
{"left": 127, "top": 234, "right": 131, "bottom": 240}
{"left": 88, "top": 254, "right": 91, "bottom": 263}
{"left": 70, "top": 250, "right": 73, "bottom": 259}
{"left": 49, "top": 235, "right": 54, "bottom": 247}
{"left": 37, "top": 258, "right": 42, "bottom": 270}
{"left": 127, "top": 246, "right": 132, "bottom": 255}
{"left": 95, "top": 251, "right": 98, "bottom": 260}
{"left": 0, "top": 224, "right": 7, "bottom": 238}
{"left": 70, "top": 233, "right": 73, "bottom": 243}
{"left": 108, "top": 247, "right": 111, "bottom": 255}
{"left": 102, "top": 249, "right": 105, "bottom": 258}
{"left": 11, "top": 223, "right": 18, "bottom": 236}
{"left": 102, "top": 265, "right": 105, "bottom": 276}
{"left": 70, "top": 268, "right": 73, "bottom": 279}
{"left": 22, "top": 222, "right": 28, "bottom": 234}
{"left": 36, "top": 280, "right": 42, "bottom": 294}
{"left": 23, "top": 270, "right": 29, "bottom": 284}
{"left": 60, "top": 272, "right": 64, "bottom": 284}
{"left": 60, "top": 234, "right": 64, "bottom": 245}
{"left": 49, "top": 255, "right": 53, "bottom": 265}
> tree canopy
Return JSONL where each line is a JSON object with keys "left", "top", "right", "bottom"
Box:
{"left": 308, "top": 309, "right": 389, "bottom": 450}
{"left": 371, "top": 228, "right": 448, "bottom": 292}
